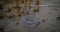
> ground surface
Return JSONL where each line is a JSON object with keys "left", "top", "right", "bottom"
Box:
{"left": 0, "top": 0, "right": 60, "bottom": 32}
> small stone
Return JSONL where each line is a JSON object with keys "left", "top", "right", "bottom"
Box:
{"left": 41, "top": 19, "right": 46, "bottom": 23}
{"left": 8, "top": 15, "right": 15, "bottom": 18}
{"left": 0, "top": 14, "right": 4, "bottom": 19}
{"left": 34, "top": 8, "right": 39, "bottom": 12}
{"left": 0, "top": 4, "right": 4, "bottom": 10}
{"left": 57, "top": 17, "right": 60, "bottom": 20}
{"left": 51, "top": 30, "right": 56, "bottom": 32}
{"left": 5, "top": 8, "right": 12, "bottom": 13}
{"left": 0, "top": 27, "right": 4, "bottom": 32}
